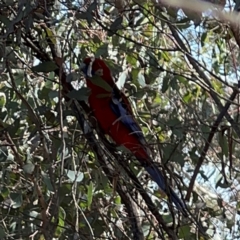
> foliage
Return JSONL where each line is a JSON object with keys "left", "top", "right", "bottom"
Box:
{"left": 0, "top": 0, "right": 240, "bottom": 239}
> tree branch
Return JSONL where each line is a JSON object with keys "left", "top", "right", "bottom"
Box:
{"left": 186, "top": 88, "right": 239, "bottom": 200}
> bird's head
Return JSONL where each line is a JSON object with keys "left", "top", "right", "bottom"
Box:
{"left": 81, "top": 57, "right": 111, "bottom": 79}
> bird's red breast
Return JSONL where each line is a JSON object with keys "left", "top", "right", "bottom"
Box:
{"left": 83, "top": 57, "right": 149, "bottom": 160}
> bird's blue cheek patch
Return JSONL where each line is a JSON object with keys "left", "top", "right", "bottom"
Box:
{"left": 85, "top": 68, "right": 103, "bottom": 78}
{"left": 82, "top": 68, "right": 95, "bottom": 78}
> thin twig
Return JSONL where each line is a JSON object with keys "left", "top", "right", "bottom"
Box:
{"left": 186, "top": 88, "right": 239, "bottom": 200}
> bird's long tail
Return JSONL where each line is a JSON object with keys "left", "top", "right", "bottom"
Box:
{"left": 145, "top": 164, "right": 188, "bottom": 216}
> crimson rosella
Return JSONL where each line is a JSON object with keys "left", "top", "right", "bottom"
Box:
{"left": 81, "top": 57, "right": 187, "bottom": 215}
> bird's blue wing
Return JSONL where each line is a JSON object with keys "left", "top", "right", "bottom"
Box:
{"left": 110, "top": 87, "right": 147, "bottom": 146}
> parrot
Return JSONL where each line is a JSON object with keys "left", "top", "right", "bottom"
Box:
{"left": 81, "top": 57, "right": 187, "bottom": 215}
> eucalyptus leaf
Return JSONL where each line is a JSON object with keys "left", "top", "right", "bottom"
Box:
{"left": 87, "top": 181, "right": 93, "bottom": 210}
{"left": 0, "top": 92, "right": 6, "bottom": 108}
{"left": 109, "top": 16, "right": 123, "bottom": 36}
{"left": 31, "top": 61, "right": 58, "bottom": 73}
{"left": 66, "top": 72, "right": 81, "bottom": 83}
{"left": 42, "top": 172, "right": 54, "bottom": 192}
{"left": 116, "top": 71, "right": 128, "bottom": 89}
{"left": 10, "top": 192, "right": 22, "bottom": 208}
{"left": 137, "top": 72, "right": 146, "bottom": 87}
{"left": 179, "top": 225, "right": 191, "bottom": 238}
{"left": 23, "top": 163, "right": 35, "bottom": 174}
{"left": 147, "top": 51, "right": 159, "bottom": 68}
{"left": 95, "top": 43, "right": 108, "bottom": 58}
{"left": 0, "top": 226, "right": 6, "bottom": 238}
{"left": 67, "top": 88, "right": 91, "bottom": 101}
{"left": 161, "top": 76, "right": 170, "bottom": 93}
{"left": 90, "top": 75, "right": 112, "bottom": 92}
{"left": 55, "top": 207, "right": 66, "bottom": 237}
{"left": 65, "top": 170, "right": 84, "bottom": 182}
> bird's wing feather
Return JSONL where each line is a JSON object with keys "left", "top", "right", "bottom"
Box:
{"left": 110, "top": 86, "right": 147, "bottom": 146}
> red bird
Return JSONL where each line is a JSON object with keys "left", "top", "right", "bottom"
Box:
{"left": 81, "top": 57, "right": 187, "bottom": 214}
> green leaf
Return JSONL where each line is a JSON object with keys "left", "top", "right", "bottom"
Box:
{"left": 212, "top": 80, "right": 223, "bottom": 94}
{"left": 112, "top": 35, "right": 120, "bottom": 46}
{"left": 183, "top": 91, "right": 192, "bottom": 103}
{"left": 234, "top": 0, "right": 240, "bottom": 11}
{"left": 10, "top": 192, "right": 23, "bottom": 208}
{"left": 201, "top": 124, "right": 210, "bottom": 139}
{"left": 67, "top": 88, "right": 91, "bottom": 101}
{"left": 23, "top": 163, "right": 35, "bottom": 174}
{"left": 95, "top": 43, "right": 108, "bottom": 58}
{"left": 179, "top": 225, "right": 191, "bottom": 238}
{"left": 142, "top": 223, "right": 151, "bottom": 237}
{"left": 0, "top": 147, "right": 8, "bottom": 162}
{"left": 65, "top": 170, "right": 84, "bottom": 182}
{"left": 42, "top": 172, "right": 54, "bottom": 192}
{"left": 162, "top": 145, "right": 183, "bottom": 164}
{"left": 12, "top": 69, "right": 25, "bottom": 86}
{"left": 0, "top": 15, "right": 11, "bottom": 26}
{"left": 54, "top": 207, "right": 66, "bottom": 237}
{"left": 0, "top": 226, "right": 6, "bottom": 238}
{"left": 176, "top": 75, "right": 187, "bottom": 84}
{"left": 92, "top": 220, "right": 105, "bottom": 236}
{"left": 126, "top": 54, "right": 137, "bottom": 66}
{"left": 147, "top": 51, "right": 159, "bottom": 68}
{"left": 67, "top": 72, "right": 81, "bottom": 83}
{"left": 31, "top": 61, "right": 58, "bottom": 73}
{"left": 87, "top": 181, "right": 93, "bottom": 210}
{"left": 87, "top": 1, "right": 98, "bottom": 12}
{"left": 45, "top": 110, "right": 57, "bottom": 124}
{"left": 161, "top": 76, "right": 170, "bottom": 93}
{"left": 168, "top": 118, "right": 181, "bottom": 127}
{"left": 7, "top": 153, "right": 14, "bottom": 162}
{"left": 1, "top": 187, "right": 9, "bottom": 199}
{"left": 237, "top": 201, "right": 240, "bottom": 211}
{"left": 116, "top": 71, "right": 128, "bottom": 89}
{"left": 109, "top": 16, "right": 123, "bottom": 36}
{"left": 138, "top": 72, "right": 146, "bottom": 87}
{"left": 114, "top": 195, "right": 121, "bottom": 205}
{"left": 90, "top": 75, "right": 112, "bottom": 92}
{"left": 44, "top": 27, "right": 56, "bottom": 44}
{"left": 48, "top": 90, "right": 59, "bottom": 100}
{"left": 133, "top": 88, "right": 146, "bottom": 99}
{"left": 172, "top": 153, "right": 185, "bottom": 167}
{"left": 0, "top": 92, "right": 6, "bottom": 108}
{"left": 170, "top": 77, "right": 179, "bottom": 90}
{"left": 201, "top": 32, "right": 208, "bottom": 47}
{"left": 76, "top": 3, "right": 96, "bottom": 25}
{"left": 161, "top": 51, "right": 170, "bottom": 62}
